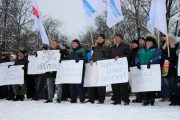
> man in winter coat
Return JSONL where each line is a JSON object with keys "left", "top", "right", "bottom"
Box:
{"left": 89, "top": 34, "right": 111, "bottom": 104}
{"left": 135, "top": 34, "right": 162, "bottom": 106}
{"left": 44, "top": 40, "right": 62, "bottom": 103}
{"left": 13, "top": 50, "right": 28, "bottom": 101}
{"left": 110, "top": 33, "right": 131, "bottom": 105}
{"left": 68, "top": 39, "right": 88, "bottom": 103}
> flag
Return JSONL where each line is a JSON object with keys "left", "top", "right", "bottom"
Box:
{"left": 31, "top": 0, "right": 49, "bottom": 45}
{"left": 82, "top": 0, "right": 106, "bottom": 25}
{"left": 147, "top": 0, "right": 167, "bottom": 35}
{"left": 106, "top": 0, "right": 124, "bottom": 28}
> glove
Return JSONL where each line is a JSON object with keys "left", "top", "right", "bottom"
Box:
{"left": 147, "top": 62, "right": 151, "bottom": 69}
{"left": 8, "top": 65, "right": 12, "bottom": 68}
{"left": 75, "top": 58, "right": 79, "bottom": 63}
{"left": 59, "top": 60, "right": 62, "bottom": 63}
{"left": 137, "top": 63, "right": 141, "bottom": 70}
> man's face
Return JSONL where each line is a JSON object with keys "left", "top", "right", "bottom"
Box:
{"left": 71, "top": 42, "right": 79, "bottom": 49}
{"left": 114, "top": 36, "right": 121, "bottom": 44}
{"left": 50, "top": 41, "right": 58, "bottom": 49}
{"left": 97, "top": 37, "right": 104, "bottom": 44}
{"left": 18, "top": 52, "right": 25, "bottom": 59}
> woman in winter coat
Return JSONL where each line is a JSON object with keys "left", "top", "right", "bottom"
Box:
{"left": 135, "top": 34, "right": 162, "bottom": 106}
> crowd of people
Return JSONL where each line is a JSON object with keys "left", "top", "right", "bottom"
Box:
{"left": 0, "top": 33, "right": 180, "bottom": 106}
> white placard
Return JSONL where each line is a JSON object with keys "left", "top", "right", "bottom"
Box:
{"left": 84, "top": 58, "right": 129, "bottom": 87}
{"left": 84, "top": 63, "right": 101, "bottom": 87}
{"left": 55, "top": 60, "right": 83, "bottom": 84}
{"left": 129, "top": 64, "right": 161, "bottom": 93}
{"left": 0, "top": 65, "right": 24, "bottom": 86}
{"left": 28, "top": 56, "right": 45, "bottom": 75}
{"left": 97, "top": 57, "right": 129, "bottom": 85}
{"left": 28, "top": 50, "right": 61, "bottom": 74}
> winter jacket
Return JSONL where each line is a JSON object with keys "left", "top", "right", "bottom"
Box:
{"left": 68, "top": 46, "right": 88, "bottom": 63}
{"left": 111, "top": 42, "right": 131, "bottom": 65}
{"left": 129, "top": 48, "right": 139, "bottom": 67}
{"left": 135, "top": 47, "right": 162, "bottom": 65}
{"left": 91, "top": 42, "right": 111, "bottom": 62}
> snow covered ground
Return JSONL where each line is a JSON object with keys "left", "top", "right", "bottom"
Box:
{"left": 0, "top": 97, "right": 180, "bottom": 120}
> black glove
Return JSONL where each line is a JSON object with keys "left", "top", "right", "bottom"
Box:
{"left": 59, "top": 60, "right": 62, "bottom": 63}
{"left": 8, "top": 65, "right": 12, "bottom": 68}
{"left": 35, "top": 52, "right": 38, "bottom": 57}
{"left": 137, "top": 63, "right": 141, "bottom": 70}
{"left": 75, "top": 58, "right": 79, "bottom": 63}
{"left": 147, "top": 62, "right": 151, "bottom": 69}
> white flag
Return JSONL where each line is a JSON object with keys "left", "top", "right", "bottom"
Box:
{"left": 147, "top": 0, "right": 167, "bottom": 34}
{"left": 31, "top": 0, "right": 50, "bottom": 45}
{"left": 82, "top": 0, "right": 106, "bottom": 25}
{"left": 106, "top": 0, "right": 124, "bottom": 28}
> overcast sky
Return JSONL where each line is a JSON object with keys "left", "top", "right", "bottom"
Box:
{"left": 37, "top": 0, "right": 88, "bottom": 39}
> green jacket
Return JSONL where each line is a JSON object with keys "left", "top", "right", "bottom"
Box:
{"left": 68, "top": 46, "right": 88, "bottom": 63}
{"left": 135, "top": 47, "right": 162, "bottom": 65}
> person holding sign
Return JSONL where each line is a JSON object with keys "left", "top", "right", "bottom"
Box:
{"left": 68, "top": 39, "right": 88, "bottom": 103}
{"left": 89, "top": 34, "right": 111, "bottom": 104}
{"left": 45, "top": 40, "right": 62, "bottom": 103}
{"left": 111, "top": 33, "right": 131, "bottom": 105}
{"left": 13, "top": 50, "right": 28, "bottom": 101}
{"left": 135, "top": 34, "right": 162, "bottom": 106}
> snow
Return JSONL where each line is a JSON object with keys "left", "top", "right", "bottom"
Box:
{"left": 0, "top": 97, "right": 180, "bottom": 120}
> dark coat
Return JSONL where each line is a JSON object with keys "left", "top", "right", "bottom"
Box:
{"left": 91, "top": 42, "right": 111, "bottom": 62}
{"left": 111, "top": 42, "right": 131, "bottom": 65}
{"left": 161, "top": 43, "right": 178, "bottom": 76}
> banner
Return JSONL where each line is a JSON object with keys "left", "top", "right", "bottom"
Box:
{"left": 82, "top": 0, "right": 106, "bottom": 25}
{"left": 32, "top": 50, "right": 61, "bottom": 73}
{"left": 0, "top": 65, "right": 24, "bottom": 86}
{"left": 84, "top": 57, "right": 129, "bottom": 87}
{"left": 55, "top": 60, "right": 84, "bottom": 84}
{"left": 106, "top": 0, "right": 124, "bottom": 28}
{"left": 129, "top": 64, "right": 161, "bottom": 93}
{"left": 31, "top": 0, "right": 50, "bottom": 45}
{"left": 147, "top": 0, "right": 167, "bottom": 34}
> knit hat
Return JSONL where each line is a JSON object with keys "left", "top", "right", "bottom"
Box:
{"left": 19, "top": 50, "right": 27, "bottom": 55}
{"left": 98, "top": 34, "right": 106, "bottom": 39}
{"left": 72, "top": 39, "right": 81, "bottom": 46}
{"left": 145, "top": 34, "right": 157, "bottom": 45}
{"left": 131, "top": 40, "right": 139, "bottom": 45}
{"left": 114, "top": 33, "right": 123, "bottom": 39}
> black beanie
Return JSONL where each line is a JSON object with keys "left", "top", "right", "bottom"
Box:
{"left": 132, "top": 40, "right": 139, "bottom": 45}
{"left": 114, "top": 33, "right": 123, "bottom": 39}
{"left": 72, "top": 39, "right": 81, "bottom": 46}
{"left": 98, "top": 34, "right": 106, "bottom": 39}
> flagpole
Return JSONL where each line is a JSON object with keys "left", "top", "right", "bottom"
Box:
{"left": 157, "top": 30, "right": 160, "bottom": 48}
{"left": 166, "top": 34, "right": 170, "bottom": 57}
{"left": 44, "top": 25, "right": 52, "bottom": 42}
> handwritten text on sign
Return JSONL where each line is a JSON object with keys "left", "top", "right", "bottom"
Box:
{"left": 129, "top": 64, "right": 161, "bottom": 93}
{"left": 28, "top": 50, "right": 61, "bottom": 74}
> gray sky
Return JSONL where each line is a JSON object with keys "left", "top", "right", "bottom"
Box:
{"left": 37, "top": 0, "right": 88, "bottom": 38}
